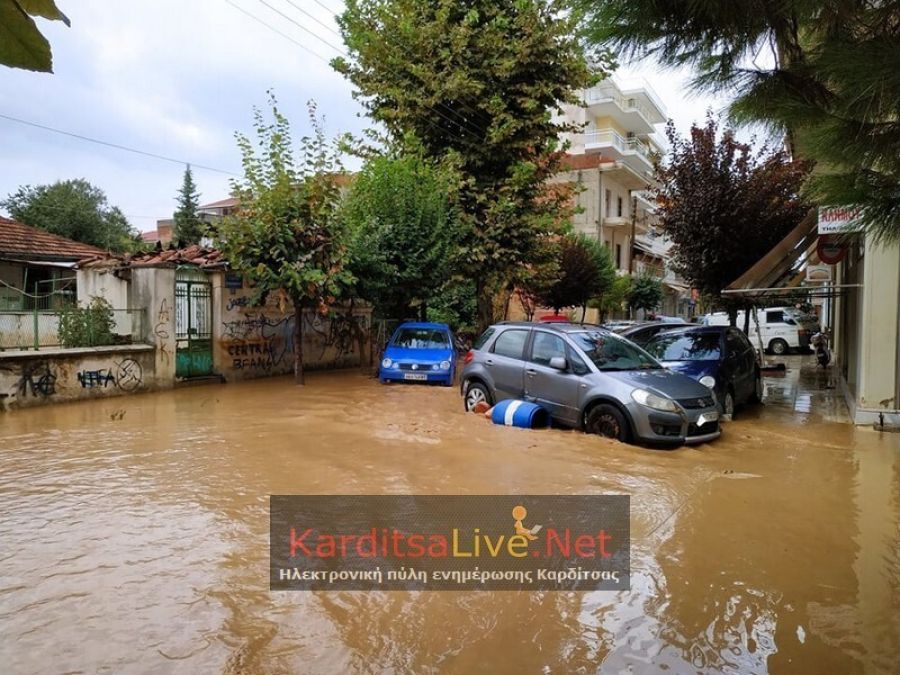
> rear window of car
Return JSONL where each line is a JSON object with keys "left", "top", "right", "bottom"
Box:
{"left": 473, "top": 328, "right": 496, "bottom": 350}
{"left": 391, "top": 328, "right": 450, "bottom": 349}
{"left": 491, "top": 329, "right": 529, "bottom": 359}
{"left": 646, "top": 332, "right": 722, "bottom": 361}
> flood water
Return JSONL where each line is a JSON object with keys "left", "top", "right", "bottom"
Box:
{"left": 1, "top": 361, "right": 898, "bottom": 674}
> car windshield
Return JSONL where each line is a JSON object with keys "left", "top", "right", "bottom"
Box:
{"left": 570, "top": 331, "right": 662, "bottom": 371}
{"left": 646, "top": 332, "right": 722, "bottom": 361}
{"left": 391, "top": 328, "right": 449, "bottom": 349}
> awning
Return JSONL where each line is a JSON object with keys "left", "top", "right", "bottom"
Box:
{"left": 0, "top": 258, "right": 78, "bottom": 269}
{"left": 722, "top": 210, "right": 820, "bottom": 298}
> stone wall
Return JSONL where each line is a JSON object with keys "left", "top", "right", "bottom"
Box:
{"left": 0, "top": 345, "right": 157, "bottom": 410}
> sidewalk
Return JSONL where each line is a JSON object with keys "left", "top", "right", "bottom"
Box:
{"left": 760, "top": 353, "right": 850, "bottom": 424}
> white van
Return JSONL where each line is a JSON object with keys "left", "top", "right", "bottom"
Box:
{"left": 703, "top": 307, "right": 809, "bottom": 355}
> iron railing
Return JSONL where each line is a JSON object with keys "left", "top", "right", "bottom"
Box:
{"left": 0, "top": 308, "right": 145, "bottom": 351}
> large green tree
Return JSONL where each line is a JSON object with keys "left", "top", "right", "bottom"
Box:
{"left": 628, "top": 273, "right": 663, "bottom": 314}
{"left": 655, "top": 116, "right": 812, "bottom": 324}
{"left": 2, "top": 178, "right": 138, "bottom": 251}
{"left": 335, "top": 0, "right": 605, "bottom": 330}
{"left": 0, "top": 0, "right": 69, "bottom": 72}
{"left": 343, "top": 153, "right": 458, "bottom": 321}
{"left": 577, "top": 0, "right": 900, "bottom": 241}
{"left": 173, "top": 164, "right": 203, "bottom": 245}
{"left": 216, "top": 96, "right": 353, "bottom": 384}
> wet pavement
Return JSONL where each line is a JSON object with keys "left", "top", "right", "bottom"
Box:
{"left": 1, "top": 355, "right": 898, "bottom": 674}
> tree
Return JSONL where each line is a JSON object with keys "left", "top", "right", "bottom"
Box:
{"left": 591, "top": 274, "right": 631, "bottom": 322}
{"left": 576, "top": 0, "right": 900, "bottom": 241}
{"left": 216, "top": 96, "right": 353, "bottom": 385}
{"left": 343, "top": 153, "right": 458, "bottom": 321}
{"left": 534, "top": 233, "right": 616, "bottom": 321}
{"left": 628, "top": 274, "right": 663, "bottom": 314}
{"left": 655, "top": 116, "right": 812, "bottom": 324}
{"left": 335, "top": 0, "right": 606, "bottom": 331}
{"left": 0, "top": 0, "right": 69, "bottom": 72}
{"left": 173, "top": 165, "right": 203, "bottom": 245}
{"left": 1, "top": 179, "right": 138, "bottom": 251}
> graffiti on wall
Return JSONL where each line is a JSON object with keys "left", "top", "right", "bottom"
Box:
{"left": 305, "top": 312, "right": 370, "bottom": 360}
{"left": 222, "top": 313, "right": 294, "bottom": 371}
{"left": 76, "top": 358, "right": 143, "bottom": 391}
{"left": 15, "top": 362, "right": 57, "bottom": 398}
{"left": 154, "top": 299, "right": 172, "bottom": 365}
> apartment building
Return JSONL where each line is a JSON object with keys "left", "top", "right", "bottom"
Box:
{"left": 548, "top": 77, "right": 690, "bottom": 319}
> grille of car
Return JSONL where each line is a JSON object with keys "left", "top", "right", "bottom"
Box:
{"left": 679, "top": 396, "right": 715, "bottom": 409}
{"left": 397, "top": 363, "right": 420, "bottom": 371}
{"left": 687, "top": 420, "right": 719, "bottom": 436}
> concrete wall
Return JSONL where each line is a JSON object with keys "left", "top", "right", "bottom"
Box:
{"left": 210, "top": 271, "right": 372, "bottom": 381}
{"left": 76, "top": 267, "right": 130, "bottom": 309}
{"left": 0, "top": 344, "right": 157, "bottom": 410}
{"left": 129, "top": 267, "right": 177, "bottom": 384}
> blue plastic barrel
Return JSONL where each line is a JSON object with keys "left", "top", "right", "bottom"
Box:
{"left": 491, "top": 399, "right": 549, "bottom": 429}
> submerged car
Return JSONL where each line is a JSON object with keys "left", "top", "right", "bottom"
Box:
{"left": 380, "top": 322, "right": 456, "bottom": 386}
{"left": 460, "top": 322, "right": 720, "bottom": 446}
{"left": 643, "top": 326, "right": 762, "bottom": 418}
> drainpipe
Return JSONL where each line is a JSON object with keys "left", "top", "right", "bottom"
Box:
{"left": 597, "top": 170, "right": 603, "bottom": 242}
{"left": 628, "top": 196, "right": 637, "bottom": 275}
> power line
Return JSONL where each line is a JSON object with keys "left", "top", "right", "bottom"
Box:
{"left": 0, "top": 113, "right": 240, "bottom": 176}
{"left": 281, "top": 0, "right": 342, "bottom": 40}
{"left": 245, "top": 0, "right": 484, "bottom": 141}
{"left": 225, "top": 0, "right": 332, "bottom": 64}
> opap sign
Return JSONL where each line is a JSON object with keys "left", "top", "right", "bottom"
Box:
{"left": 818, "top": 206, "right": 863, "bottom": 235}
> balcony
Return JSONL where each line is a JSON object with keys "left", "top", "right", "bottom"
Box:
{"left": 581, "top": 129, "right": 655, "bottom": 177}
{"left": 582, "top": 84, "right": 662, "bottom": 135}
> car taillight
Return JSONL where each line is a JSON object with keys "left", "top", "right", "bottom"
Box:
{"left": 464, "top": 350, "right": 475, "bottom": 364}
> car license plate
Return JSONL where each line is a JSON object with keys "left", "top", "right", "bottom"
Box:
{"left": 697, "top": 412, "right": 718, "bottom": 426}
{"left": 403, "top": 373, "right": 427, "bottom": 381}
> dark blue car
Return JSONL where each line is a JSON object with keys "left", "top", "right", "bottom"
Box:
{"left": 644, "top": 325, "right": 762, "bottom": 417}
{"left": 379, "top": 322, "right": 456, "bottom": 386}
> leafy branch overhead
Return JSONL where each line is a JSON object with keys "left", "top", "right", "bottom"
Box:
{"left": 0, "top": 0, "right": 70, "bottom": 73}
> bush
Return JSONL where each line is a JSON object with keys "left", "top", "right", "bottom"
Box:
{"left": 57, "top": 297, "right": 116, "bottom": 348}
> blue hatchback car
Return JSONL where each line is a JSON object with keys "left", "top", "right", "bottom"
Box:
{"left": 644, "top": 325, "right": 763, "bottom": 418}
{"left": 379, "top": 322, "right": 456, "bottom": 386}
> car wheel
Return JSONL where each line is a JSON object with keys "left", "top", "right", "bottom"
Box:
{"left": 749, "top": 368, "right": 763, "bottom": 403}
{"left": 769, "top": 338, "right": 789, "bottom": 356}
{"left": 585, "top": 404, "right": 630, "bottom": 442}
{"left": 464, "top": 381, "right": 492, "bottom": 412}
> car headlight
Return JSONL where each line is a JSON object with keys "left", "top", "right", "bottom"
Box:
{"left": 699, "top": 375, "right": 716, "bottom": 389}
{"left": 440, "top": 360, "right": 451, "bottom": 370}
{"left": 381, "top": 358, "right": 393, "bottom": 369}
{"left": 631, "top": 388, "right": 679, "bottom": 412}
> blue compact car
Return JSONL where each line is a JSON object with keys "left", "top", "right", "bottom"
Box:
{"left": 644, "top": 325, "right": 763, "bottom": 418}
{"left": 380, "top": 322, "right": 456, "bottom": 386}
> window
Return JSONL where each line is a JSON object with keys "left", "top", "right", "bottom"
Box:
{"left": 529, "top": 332, "right": 566, "bottom": 366}
{"left": 570, "top": 331, "right": 661, "bottom": 371}
{"left": 391, "top": 328, "right": 450, "bottom": 349}
{"left": 765, "top": 310, "right": 785, "bottom": 324}
{"left": 617, "top": 196, "right": 623, "bottom": 217}
{"left": 473, "top": 328, "right": 496, "bottom": 350}
{"left": 605, "top": 189, "right": 612, "bottom": 217}
{"left": 646, "top": 333, "right": 722, "bottom": 361}
{"left": 568, "top": 349, "right": 590, "bottom": 375}
{"left": 492, "top": 329, "right": 529, "bottom": 359}
{"left": 725, "top": 331, "right": 746, "bottom": 357}
{"left": 615, "top": 244, "right": 622, "bottom": 269}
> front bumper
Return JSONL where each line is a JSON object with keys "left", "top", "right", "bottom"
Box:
{"left": 630, "top": 405, "right": 721, "bottom": 445}
{"left": 380, "top": 366, "right": 453, "bottom": 383}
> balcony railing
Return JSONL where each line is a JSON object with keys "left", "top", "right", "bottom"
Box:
{"left": 583, "top": 85, "right": 658, "bottom": 124}
{"left": 581, "top": 130, "right": 653, "bottom": 162}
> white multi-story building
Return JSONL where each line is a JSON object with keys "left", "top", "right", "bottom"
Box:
{"left": 549, "top": 77, "right": 691, "bottom": 318}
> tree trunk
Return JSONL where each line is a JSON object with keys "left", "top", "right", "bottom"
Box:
{"left": 475, "top": 279, "right": 494, "bottom": 333}
{"left": 581, "top": 305, "right": 587, "bottom": 323}
{"left": 294, "top": 303, "right": 305, "bottom": 385}
{"left": 742, "top": 304, "right": 752, "bottom": 335}
{"left": 419, "top": 302, "right": 427, "bottom": 322}
{"left": 727, "top": 307, "right": 738, "bottom": 328}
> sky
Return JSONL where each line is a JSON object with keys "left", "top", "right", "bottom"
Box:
{"left": 0, "top": 0, "right": 739, "bottom": 236}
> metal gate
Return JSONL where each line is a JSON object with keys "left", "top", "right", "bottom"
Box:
{"left": 175, "top": 267, "right": 213, "bottom": 378}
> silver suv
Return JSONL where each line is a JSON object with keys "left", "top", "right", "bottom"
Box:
{"left": 460, "top": 322, "right": 721, "bottom": 446}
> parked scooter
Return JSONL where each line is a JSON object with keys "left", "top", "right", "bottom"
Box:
{"left": 811, "top": 330, "right": 831, "bottom": 367}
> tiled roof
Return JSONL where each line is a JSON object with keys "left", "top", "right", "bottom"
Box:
{"left": 199, "top": 197, "right": 240, "bottom": 209}
{"left": 0, "top": 216, "right": 106, "bottom": 260}
{"left": 79, "top": 244, "right": 227, "bottom": 269}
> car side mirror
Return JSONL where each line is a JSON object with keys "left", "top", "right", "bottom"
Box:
{"left": 549, "top": 356, "right": 568, "bottom": 371}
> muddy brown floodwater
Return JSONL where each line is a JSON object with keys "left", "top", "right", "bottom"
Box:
{"left": 1, "top": 363, "right": 898, "bottom": 674}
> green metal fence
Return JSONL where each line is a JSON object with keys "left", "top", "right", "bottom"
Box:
{"left": 0, "top": 308, "right": 145, "bottom": 351}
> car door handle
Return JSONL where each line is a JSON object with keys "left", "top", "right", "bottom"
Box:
{"left": 526, "top": 368, "right": 537, "bottom": 376}
{"left": 485, "top": 359, "right": 494, "bottom": 366}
